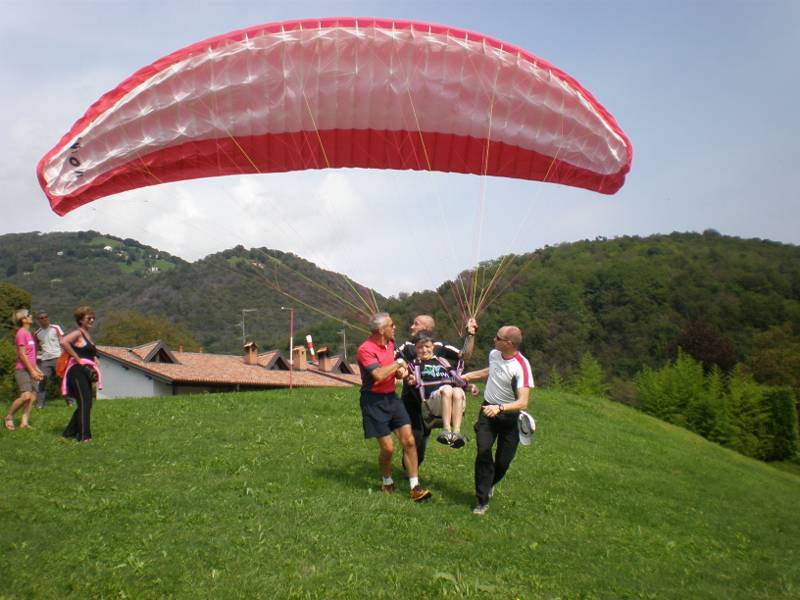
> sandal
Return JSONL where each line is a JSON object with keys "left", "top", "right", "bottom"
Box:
{"left": 20, "top": 423, "right": 33, "bottom": 430}
{"left": 4, "top": 417, "right": 15, "bottom": 431}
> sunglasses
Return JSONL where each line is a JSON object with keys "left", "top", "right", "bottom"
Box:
{"left": 494, "top": 335, "right": 509, "bottom": 342}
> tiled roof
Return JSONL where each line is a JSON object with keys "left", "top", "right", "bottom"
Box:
{"left": 305, "top": 359, "right": 361, "bottom": 386}
{"left": 130, "top": 341, "right": 160, "bottom": 360}
{"left": 255, "top": 350, "right": 286, "bottom": 369}
{"left": 97, "top": 345, "right": 358, "bottom": 388}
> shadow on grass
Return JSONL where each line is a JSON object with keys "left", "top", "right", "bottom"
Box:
{"left": 312, "top": 458, "right": 377, "bottom": 491}
{"left": 313, "top": 455, "right": 475, "bottom": 506}
{"left": 47, "top": 424, "right": 66, "bottom": 436}
{"left": 421, "top": 472, "right": 474, "bottom": 507}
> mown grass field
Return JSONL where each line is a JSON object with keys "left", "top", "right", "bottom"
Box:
{"left": 2, "top": 388, "right": 799, "bottom": 599}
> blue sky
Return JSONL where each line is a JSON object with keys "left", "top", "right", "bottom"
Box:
{"left": 2, "top": 1, "right": 798, "bottom": 296}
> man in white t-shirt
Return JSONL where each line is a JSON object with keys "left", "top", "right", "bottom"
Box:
{"left": 463, "top": 325, "right": 533, "bottom": 515}
{"left": 34, "top": 311, "right": 65, "bottom": 408}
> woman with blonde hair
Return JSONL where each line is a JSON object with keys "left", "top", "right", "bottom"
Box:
{"left": 4, "top": 309, "right": 44, "bottom": 430}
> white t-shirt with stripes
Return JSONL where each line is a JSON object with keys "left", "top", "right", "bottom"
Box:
{"left": 484, "top": 349, "right": 534, "bottom": 405}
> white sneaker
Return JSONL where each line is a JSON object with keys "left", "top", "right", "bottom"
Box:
{"left": 472, "top": 503, "right": 489, "bottom": 515}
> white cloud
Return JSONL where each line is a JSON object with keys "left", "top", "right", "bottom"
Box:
{"left": 3, "top": 2, "right": 800, "bottom": 299}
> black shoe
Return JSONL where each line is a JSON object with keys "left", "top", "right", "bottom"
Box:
{"left": 451, "top": 433, "right": 467, "bottom": 449}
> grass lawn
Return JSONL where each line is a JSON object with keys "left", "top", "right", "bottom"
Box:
{"left": 2, "top": 388, "right": 799, "bottom": 599}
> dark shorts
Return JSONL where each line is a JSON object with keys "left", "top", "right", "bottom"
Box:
{"left": 14, "top": 369, "right": 37, "bottom": 393}
{"left": 360, "top": 391, "right": 411, "bottom": 439}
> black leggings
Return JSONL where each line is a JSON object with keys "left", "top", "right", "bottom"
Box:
{"left": 63, "top": 368, "right": 93, "bottom": 441}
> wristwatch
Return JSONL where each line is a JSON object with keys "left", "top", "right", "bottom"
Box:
{"left": 498, "top": 404, "right": 505, "bottom": 413}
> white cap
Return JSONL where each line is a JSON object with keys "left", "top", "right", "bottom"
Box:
{"left": 518, "top": 410, "right": 536, "bottom": 446}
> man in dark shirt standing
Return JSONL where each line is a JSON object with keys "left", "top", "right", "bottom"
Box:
{"left": 395, "top": 314, "right": 478, "bottom": 467}
{"left": 356, "top": 312, "right": 432, "bottom": 502}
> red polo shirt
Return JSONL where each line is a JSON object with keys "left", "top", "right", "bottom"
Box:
{"left": 357, "top": 336, "right": 397, "bottom": 394}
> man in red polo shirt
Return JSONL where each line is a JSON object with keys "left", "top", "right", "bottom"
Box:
{"left": 357, "top": 312, "right": 431, "bottom": 502}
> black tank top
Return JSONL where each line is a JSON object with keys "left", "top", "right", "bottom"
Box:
{"left": 72, "top": 331, "right": 97, "bottom": 360}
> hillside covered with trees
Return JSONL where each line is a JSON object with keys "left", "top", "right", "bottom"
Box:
{"left": 0, "top": 231, "right": 380, "bottom": 354}
{"left": 2, "top": 230, "right": 799, "bottom": 462}
{"left": 3, "top": 230, "right": 799, "bottom": 382}
{"left": 386, "top": 231, "right": 800, "bottom": 383}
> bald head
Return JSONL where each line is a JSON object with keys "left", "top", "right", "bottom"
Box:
{"left": 497, "top": 325, "right": 522, "bottom": 348}
{"left": 410, "top": 314, "right": 435, "bottom": 336}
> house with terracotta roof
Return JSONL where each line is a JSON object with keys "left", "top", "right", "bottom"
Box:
{"left": 96, "top": 340, "right": 360, "bottom": 399}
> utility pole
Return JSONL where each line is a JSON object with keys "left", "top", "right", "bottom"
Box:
{"left": 240, "top": 308, "right": 257, "bottom": 345}
{"left": 338, "top": 328, "right": 347, "bottom": 362}
{"left": 281, "top": 306, "right": 294, "bottom": 390}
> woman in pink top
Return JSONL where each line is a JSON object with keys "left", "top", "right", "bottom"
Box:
{"left": 5, "top": 309, "right": 44, "bottom": 430}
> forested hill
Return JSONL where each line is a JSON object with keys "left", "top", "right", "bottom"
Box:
{"left": 2, "top": 230, "right": 799, "bottom": 392}
{"left": 0, "top": 231, "right": 382, "bottom": 353}
{"left": 0, "top": 230, "right": 185, "bottom": 319}
{"left": 385, "top": 231, "right": 800, "bottom": 394}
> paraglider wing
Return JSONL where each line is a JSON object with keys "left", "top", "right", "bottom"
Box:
{"left": 37, "top": 18, "right": 633, "bottom": 216}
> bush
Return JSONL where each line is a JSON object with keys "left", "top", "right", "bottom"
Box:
{"left": 634, "top": 356, "right": 795, "bottom": 463}
{"left": 609, "top": 377, "right": 639, "bottom": 408}
{"left": 726, "top": 366, "right": 770, "bottom": 459}
{"left": 545, "top": 367, "right": 566, "bottom": 390}
{"left": 98, "top": 310, "right": 202, "bottom": 351}
{"left": 636, "top": 351, "right": 706, "bottom": 426}
{"left": 764, "top": 387, "right": 799, "bottom": 461}
{"left": 0, "top": 337, "right": 17, "bottom": 400}
{"left": 569, "top": 352, "right": 608, "bottom": 398}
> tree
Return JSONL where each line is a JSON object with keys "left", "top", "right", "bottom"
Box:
{"left": 746, "top": 323, "right": 800, "bottom": 402}
{"left": 763, "top": 387, "right": 799, "bottom": 461}
{"left": 0, "top": 283, "right": 32, "bottom": 334}
{"left": 0, "top": 283, "right": 33, "bottom": 398}
{"left": 677, "top": 320, "right": 737, "bottom": 372}
{"left": 635, "top": 351, "right": 707, "bottom": 427}
{"left": 0, "top": 337, "right": 17, "bottom": 399}
{"left": 570, "top": 352, "right": 608, "bottom": 398}
{"left": 726, "top": 366, "right": 770, "bottom": 459}
{"left": 98, "top": 311, "right": 202, "bottom": 351}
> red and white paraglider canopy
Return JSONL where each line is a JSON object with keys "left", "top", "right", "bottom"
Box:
{"left": 37, "top": 17, "right": 632, "bottom": 216}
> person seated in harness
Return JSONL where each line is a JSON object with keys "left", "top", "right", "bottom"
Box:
{"left": 406, "top": 333, "right": 478, "bottom": 448}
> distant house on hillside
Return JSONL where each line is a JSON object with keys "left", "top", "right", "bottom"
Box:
{"left": 96, "top": 340, "right": 360, "bottom": 399}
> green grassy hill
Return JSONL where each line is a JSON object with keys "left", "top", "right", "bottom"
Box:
{"left": 2, "top": 389, "right": 799, "bottom": 599}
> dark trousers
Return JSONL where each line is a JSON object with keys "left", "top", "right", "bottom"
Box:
{"left": 402, "top": 389, "right": 431, "bottom": 466}
{"left": 63, "top": 368, "right": 93, "bottom": 441}
{"left": 36, "top": 358, "right": 57, "bottom": 408}
{"left": 474, "top": 408, "right": 520, "bottom": 505}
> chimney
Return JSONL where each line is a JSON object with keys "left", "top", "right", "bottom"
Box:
{"left": 243, "top": 341, "right": 259, "bottom": 365}
{"left": 292, "top": 345, "right": 308, "bottom": 370}
{"left": 317, "top": 346, "right": 331, "bottom": 372}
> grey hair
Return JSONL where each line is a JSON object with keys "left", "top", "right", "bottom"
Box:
{"left": 369, "top": 312, "right": 391, "bottom": 333}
